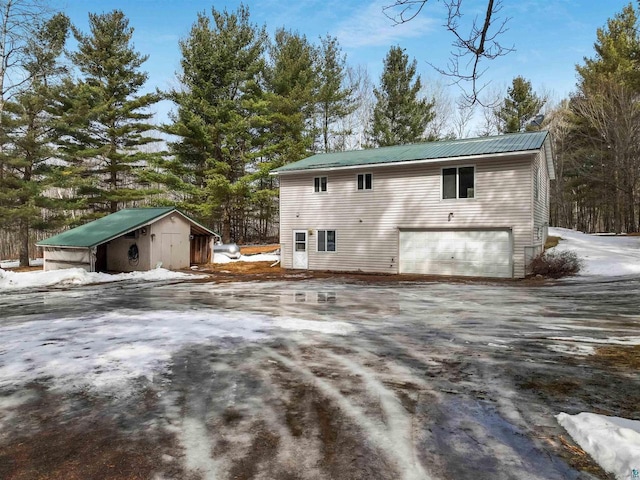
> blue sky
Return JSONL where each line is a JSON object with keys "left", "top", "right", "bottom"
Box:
{"left": 60, "top": 0, "right": 632, "bottom": 124}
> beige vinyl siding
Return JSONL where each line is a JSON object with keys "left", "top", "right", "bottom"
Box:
{"left": 533, "top": 147, "right": 550, "bottom": 239}
{"left": 280, "top": 153, "right": 535, "bottom": 278}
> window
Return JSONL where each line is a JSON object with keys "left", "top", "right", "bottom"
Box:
{"left": 442, "top": 166, "right": 475, "bottom": 199}
{"left": 357, "top": 173, "right": 372, "bottom": 191}
{"left": 534, "top": 166, "right": 540, "bottom": 202}
{"left": 295, "top": 232, "right": 306, "bottom": 252}
{"left": 314, "top": 176, "right": 327, "bottom": 192}
{"left": 317, "top": 230, "right": 336, "bottom": 252}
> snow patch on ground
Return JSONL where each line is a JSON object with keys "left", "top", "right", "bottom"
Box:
{"left": 0, "top": 267, "right": 196, "bottom": 291}
{"left": 549, "top": 227, "right": 640, "bottom": 276}
{"left": 213, "top": 253, "right": 279, "bottom": 264}
{"left": 0, "top": 258, "right": 43, "bottom": 269}
{"left": 274, "top": 317, "right": 355, "bottom": 335}
{"left": 557, "top": 412, "right": 640, "bottom": 480}
{"left": 0, "top": 308, "right": 356, "bottom": 394}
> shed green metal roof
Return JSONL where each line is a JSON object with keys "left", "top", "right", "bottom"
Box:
{"left": 38, "top": 207, "right": 177, "bottom": 248}
{"left": 272, "top": 131, "right": 549, "bottom": 173}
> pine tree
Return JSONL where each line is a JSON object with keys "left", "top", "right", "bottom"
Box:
{"left": 368, "top": 46, "right": 434, "bottom": 147}
{"left": 264, "top": 29, "right": 317, "bottom": 165}
{"left": 159, "top": 5, "right": 267, "bottom": 242}
{"left": 57, "top": 10, "right": 161, "bottom": 217}
{"left": 245, "top": 29, "right": 316, "bottom": 241}
{"left": 570, "top": 3, "right": 640, "bottom": 233}
{"left": 577, "top": 4, "right": 640, "bottom": 91}
{"left": 0, "top": 13, "right": 70, "bottom": 266}
{"left": 315, "top": 35, "right": 356, "bottom": 152}
{"left": 495, "top": 76, "right": 545, "bottom": 133}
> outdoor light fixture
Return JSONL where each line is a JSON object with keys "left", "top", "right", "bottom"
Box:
{"left": 448, "top": 212, "right": 454, "bottom": 221}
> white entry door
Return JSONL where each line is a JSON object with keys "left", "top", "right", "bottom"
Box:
{"left": 292, "top": 230, "right": 308, "bottom": 269}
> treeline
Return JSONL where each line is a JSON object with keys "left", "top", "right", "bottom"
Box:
{"left": 0, "top": 3, "right": 440, "bottom": 265}
{"left": 1, "top": 2, "right": 639, "bottom": 266}
{"left": 547, "top": 3, "right": 640, "bottom": 234}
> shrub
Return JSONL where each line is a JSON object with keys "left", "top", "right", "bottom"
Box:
{"left": 530, "top": 250, "right": 582, "bottom": 278}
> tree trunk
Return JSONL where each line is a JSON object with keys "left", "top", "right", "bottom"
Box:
{"left": 19, "top": 219, "right": 29, "bottom": 267}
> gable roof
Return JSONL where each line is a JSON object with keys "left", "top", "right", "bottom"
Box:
{"left": 272, "top": 131, "right": 551, "bottom": 174}
{"left": 38, "top": 207, "right": 216, "bottom": 248}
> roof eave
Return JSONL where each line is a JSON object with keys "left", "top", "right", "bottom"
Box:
{"left": 37, "top": 208, "right": 220, "bottom": 248}
{"left": 271, "top": 149, "right": 538, "bottom": 175}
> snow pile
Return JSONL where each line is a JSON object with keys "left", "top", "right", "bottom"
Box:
{"left": 0, "top": 267, "right": 196, "bottom": 291}
{"left": 557, "top": 412, "right": 640, "bottom": 479}
{"left": 0, "top": 258, "right": 43, "bottom": 269}
{"left": 213, "top": 252, "right": 279, "bottom": 264}
{"left": 549, "top": 227, "right": 640, "bottom": 276}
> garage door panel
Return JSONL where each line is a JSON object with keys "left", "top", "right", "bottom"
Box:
{"left": 399, "top": 230, "right": 512, "bottom": 278}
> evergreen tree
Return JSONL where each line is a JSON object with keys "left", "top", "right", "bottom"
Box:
{"left": 495, "top": 76, "right": 545, "bottom": 133}
{"left": 368, "top": 46, "right": 434, "bottom": 147}
{"left": 264, "top": 28, "right": 317, "bottom": 166}
{"left": 569, "top": 3, "right": 640, "bottom": 233}
{"left": 57, "top": 10, "right": 161, "bottom": 217}
{"left": 577, "top": 3, "right": 640, "bottom": 91}
{"left": 246, "top": 29, "right": 316, "bottom": 241}
{"left": 315, "top": 35, "right": 356, "bottom": 152}
{"left": 0, "top": 13, "right": 70, "bottom": 266}
{"left": 160, "top": 5, "right": 267, "bottom": 242}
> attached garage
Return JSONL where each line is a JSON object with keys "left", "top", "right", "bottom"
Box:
{"left": 399, "top": 229, "right": 513, "bottom": 278}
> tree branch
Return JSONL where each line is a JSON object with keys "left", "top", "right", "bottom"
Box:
{"left": 383, "top": 0, "right": 514, "bottom": 106}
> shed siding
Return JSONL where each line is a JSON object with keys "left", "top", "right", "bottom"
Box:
{"left": 149, "top": 213, "right": 191, "bottom": 270}
{"left": 106, "top": 232, "right": 152, "bottom": 272}
{"left": 280, "top": 154, "right": 535, "bottom": 278}
{"left": 43, "top": 247, "right": 91, "bottom": 271}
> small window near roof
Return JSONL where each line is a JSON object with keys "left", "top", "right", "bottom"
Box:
{"left": 314, "top": 176, "right": 327, "bottom": 192}
{"left": 357, "top": 173, "right": 372, "bottom": 191}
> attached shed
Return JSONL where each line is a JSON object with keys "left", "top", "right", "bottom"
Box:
{"left": 37, "top": 207, "right": 218, "bottom": 272}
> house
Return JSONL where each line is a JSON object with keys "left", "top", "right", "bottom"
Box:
{"left": 37, "top": 207, "right": 218, "bottom": 272}
{"left": 270, "top": 131, "right": 554, "bottom": 279}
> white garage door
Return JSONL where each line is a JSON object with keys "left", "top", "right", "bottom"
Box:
{"left": 399, "top": 229, "right": 513, "bottom": 278}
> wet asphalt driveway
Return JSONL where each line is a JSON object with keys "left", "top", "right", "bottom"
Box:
{"left": 0, "top": 276, "right": 638, "bottom": 479}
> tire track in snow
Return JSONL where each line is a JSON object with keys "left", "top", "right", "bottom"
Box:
{"left": 266, "top": 348, "right": 433, "bottom": 480}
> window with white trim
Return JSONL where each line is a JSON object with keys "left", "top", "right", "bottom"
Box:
{"left": 317, "top": 230, "right": 336, "bottom": 252}
{"left": 534, "top": 166, "right": 540, "bottom": 202}
{"left": 357, "top": 173, "right": 372, "bottom": 191}
{"left": 442, "top": 166, "right": 475, "bottom": 199}
{"left": 314, "top": 176, "right": 327, "bottom": 192}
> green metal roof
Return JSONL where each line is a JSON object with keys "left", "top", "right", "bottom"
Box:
{"left": 38, "top": 207, "right": 177, "bottom": 248}
{"left": 272, "top": 131, "right": 549, "bottom": 173}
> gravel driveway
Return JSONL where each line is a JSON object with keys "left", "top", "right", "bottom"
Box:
{"left": 1, "top": 276, "right": 638, "bottom": 479}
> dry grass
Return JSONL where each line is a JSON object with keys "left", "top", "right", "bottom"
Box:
{"left": 592, "top": 345, "right": 640, "bottom": 370}
{"left": 545, "top": 236, "right": 560, "bottom": 249}
{"left": 239, "top": 244, "right": 279, "bottom": 255}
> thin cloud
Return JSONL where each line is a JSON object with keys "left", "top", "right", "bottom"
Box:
{"left": 335, "top": 1, "right": 437, "bottom": 48}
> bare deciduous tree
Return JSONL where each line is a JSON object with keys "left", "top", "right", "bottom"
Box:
{"left": 383, "top": 0, "right": 513, "bottom": 106}
{"left": 0, "top": 0, "right": 51, "bottom": 112}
